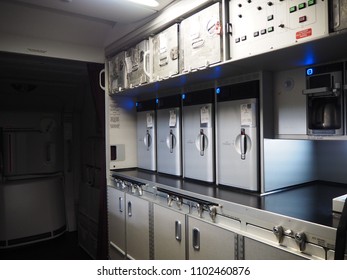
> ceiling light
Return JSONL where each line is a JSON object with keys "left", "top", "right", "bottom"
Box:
{"left": 127, "top": 0, "right": 159, "bottom": 8}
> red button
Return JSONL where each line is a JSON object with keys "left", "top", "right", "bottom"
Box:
{"left": 299, "top": 16, "right": 307, "bottom": 23}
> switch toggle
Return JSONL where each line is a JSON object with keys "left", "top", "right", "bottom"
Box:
{"left": 298, "top": 3, "right": 306, "bottom": 9}
{"left": 299, "top": 16, "right": 307, "bottom": 23}
{"left": 289, "top": 6, "right": 297, "bottom": 13}
{"left": 308, "top": 0, "right": 316, "bottom": 6}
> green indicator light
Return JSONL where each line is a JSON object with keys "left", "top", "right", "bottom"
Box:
{"left": 289, "top": 6, "right": 297, "bottom": 13}
{"left": 299, "top": 3, "right": 306, "bottom": 9}
{"left": 308, "top": 0, "right": 316, "bottom": 6}
{"left": 268, "top": 27, "right": 274, "bottom": 32}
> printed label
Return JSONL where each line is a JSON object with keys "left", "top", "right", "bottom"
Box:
{"left": 146, "top": 113, "right": 153, "bottom": 128}
{"left": 169, "top": 110, "right": 177, "bottom": 127}
{"left": 200, "top": 106, "right": 210, "bottom": 126}
{"left": 241, "top": 103, "right": 256, "bottom": 127}
{"left": 296, "top": 28, "right": 312, "bottom": 40}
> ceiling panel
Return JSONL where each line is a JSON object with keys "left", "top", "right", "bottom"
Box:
{"left": 3, "top": 0, "right": 175, "bottom": 24}
{"left": 0, "top": 0, "right": 177, "bottom": 51}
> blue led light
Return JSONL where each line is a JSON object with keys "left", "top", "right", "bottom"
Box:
{"left": 182, "top": 94, "right": 186, "bottom": 100}
{"left": 216, "top": 87, "right": 221, "bottom": 94}
{"left": 136, "top": 102, "right": 138, "bottom": 107}
{"left": 156, "top": 98, "right": 159, "bottom": 104}
{"left": 306, "top": 68, "right": 314, "bottom": 76}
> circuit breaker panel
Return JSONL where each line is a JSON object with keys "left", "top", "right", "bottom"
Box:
{"left": 229, "top": 0, "right": 329, "bottom": 60}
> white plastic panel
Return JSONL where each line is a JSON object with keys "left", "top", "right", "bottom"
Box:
{"left": 108, "top": 96, "right": 137, "bottom": 170}
{"left": 273, "top": 67, "right": 307, "bottom": 136}
{"left": 229, "top": 0, "right": 329, "bottom": 60}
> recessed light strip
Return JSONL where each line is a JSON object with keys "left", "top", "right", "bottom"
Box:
{"left": 127, "top": 0, "right": 159, "bottom": 8}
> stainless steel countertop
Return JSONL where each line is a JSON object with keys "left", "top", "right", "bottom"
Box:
{"left": 111, "top": 168, "right": 347, "bottom": 228}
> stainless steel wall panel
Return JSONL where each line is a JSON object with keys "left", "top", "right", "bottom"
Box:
{"left": 152, "top": 24, "right": 179, "bottom": 81}
{"left": 180, "top": 3, "right": 222, "bottom": 73}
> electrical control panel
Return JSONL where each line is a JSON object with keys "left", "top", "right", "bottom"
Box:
{"left": 229, "top": 0, "right": 329, "bottom": 60}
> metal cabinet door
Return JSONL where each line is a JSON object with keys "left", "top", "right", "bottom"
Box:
{"left": 126, "top": 193, "right": 150, "bottom": 260}
{"left": 243, "top": 237, "right": 307, "bottom": 260}
{"left": 107, "top": 186, "right": 126, "bottom": 258}
{"left": 152, "top": 23, "right": 179, "bottom": 81}
{"left": 137, "top": 110, "right": 157, "bottom": 171}
{"left": 153, "top": 204, "right": 186, "bottom": 260}
{"left": 156, "top": 107, "right": 182, "bottom": 176}
{"left": 180, "top": 2, "right": 222, "bottom": 72}
{"left": 182, "top": 103, "right": 215, "bottom": 182}
{"left": 188, "top": 216, "right": 236, "bottom": 260}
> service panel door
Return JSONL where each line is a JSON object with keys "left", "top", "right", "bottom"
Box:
{"left": 107, "top": 186, "right": 126, "bottom": 258}
{"left": 243, "top": 237, "right": 307, "bottom": 260}
{"left": 153, "top": 204, "right": 186, "bottom": 260}
{"left": 126, "top": 193, "right": 150, "bottom": 260}
{"left": 188, "top": 216, "right": 236, "bottom": 260}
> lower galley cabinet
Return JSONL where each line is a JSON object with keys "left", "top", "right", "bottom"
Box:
{"left": 125, "top": 192, "right": 151, "bottom": 260}
{"left": 107, "top": 186, "right": 151, "bottom": 260}
{"left": 107, "top": 186, "right": 126, "bottom": 259}
{"left": 243, "top": 237, "right": 309, "bottom": 260}
{"left": 187, "top": 215, "right": 238, "bottom": 260}
{"left": 153, "top": 203, "right": 187, "bottom": 260}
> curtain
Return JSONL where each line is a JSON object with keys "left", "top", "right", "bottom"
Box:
{"left": 86, "top": 62, "right": 107, "bottom": 260}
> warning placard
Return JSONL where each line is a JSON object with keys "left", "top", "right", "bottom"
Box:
{"left": 296, "top": 28, "right": 312, "bottom": 40}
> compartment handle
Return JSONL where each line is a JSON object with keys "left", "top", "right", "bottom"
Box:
{"left": 175, "top": 220, "right": 182, "bottom": 242}
{"left": 99, "top": 69, "right": 105, "bottom": 91}
{"left": 127, "top": 201, "right": 132, "bottom": 217}
{"left": 192, "top": 228, "right": 200, "bottom": 251}
{"left": 119, "top": 197, "right": 123, "bottom": 213}
{"left": 240, "top": 128, "right": 247, "bottom": 160}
